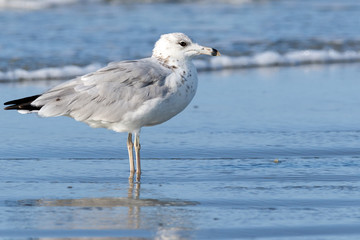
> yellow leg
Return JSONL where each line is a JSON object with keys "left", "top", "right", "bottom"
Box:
{"left": 127, "top": 133, "right": 135, "bottom": 174}
{"left": 134, "top": 132, "right": 141, "bottom": 181}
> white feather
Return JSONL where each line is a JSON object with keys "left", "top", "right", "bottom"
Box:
{"left": 29, "top": 33, "right": 215, "bottom": 133}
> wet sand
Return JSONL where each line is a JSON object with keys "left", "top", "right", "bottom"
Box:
{"left": 1, "top": 157, "right": 360, "bottom": 239}
{"left": 1, "top": 64, "right": 360, "bottom": 239}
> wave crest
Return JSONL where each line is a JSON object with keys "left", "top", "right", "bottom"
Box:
{"left": 0, "top": 64, "right": 101, "bottom": 82}
{"left": 196, "top": 49, "right": 360, "bottom": 70}
{"left": 1, "top": 49, "right": 360, "bottom": 81}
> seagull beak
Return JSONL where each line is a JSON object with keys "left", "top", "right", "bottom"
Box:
{"left": 187, "top": 43, "right": 220, "bottom": 57}
{"left": 198, "top": 46, "right": 221, "bottom": 56}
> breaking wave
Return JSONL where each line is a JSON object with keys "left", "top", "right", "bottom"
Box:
{"left": 1, "top": 49, "right": 359, "bottom": 82}
{"left": 0, "top": 0, "right": 252, "bottom": 10}
{"left": 0, "top": 64, "right": 101, "bottom": 82}
{"left": 0, "top": 0, "right": 84, "bottom": 10}
{"left": 198, "top": 49, "right": 360, "bottom": 70}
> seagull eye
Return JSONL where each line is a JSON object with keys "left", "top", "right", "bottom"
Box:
{"left": 179, "top": 41, "right": 187, "bottom": 47}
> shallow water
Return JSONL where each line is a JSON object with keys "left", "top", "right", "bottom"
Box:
{"left": 1, "top": 157, "right": 360, "bottom": 239}
{"left": 1, "top": 64, "right": 360, "bottom": 159}
{"left": 2, "top": 0, "right": 360, "bottom": 238}
{"left": 1, "top": 64, "right": 360, "bottom": 239}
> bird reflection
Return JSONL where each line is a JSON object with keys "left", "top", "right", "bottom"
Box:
{"left": 10, "top": 178, "right": 199, "bottom": 240}
{"left": 129, "top": 170, "right": 141, "bottom": 184}
{"left": 31, "top": 180, "right": 197, "bottom": 232}
{"left": 127, "top": 177, "right": 141, "bottom": 229}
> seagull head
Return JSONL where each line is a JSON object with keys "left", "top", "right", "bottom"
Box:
{"left": 152, "top": 33, "right": 220, "bottom": 67}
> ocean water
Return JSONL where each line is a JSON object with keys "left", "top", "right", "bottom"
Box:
{"left": 1, "top": 0, "right": 360, "bottom": 80}
{"left": 1, "top": 0, "right": 360, "bottom": 239}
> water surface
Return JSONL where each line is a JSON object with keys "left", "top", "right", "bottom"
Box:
{"left": 1, "top": 65, "right": 360, "bottom": 239}
{"left": 1, "top": 0, "right": 360, "bottom": 239}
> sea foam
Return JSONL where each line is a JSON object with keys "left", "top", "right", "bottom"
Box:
{"left": 0, "top": 0, "right": 251, "bottom": 9}
{"left": 0, "top": 64, "right": 101, "bottom": 82}
{"left": 197, "top": 49, "right": 360, "bottom": 71}
{"left": 1, "top": 49, "right": 360, "bottom": 81}
{"left": 0, "top": 0, "right": 81, "bottom": 10}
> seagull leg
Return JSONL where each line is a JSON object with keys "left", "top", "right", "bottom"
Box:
{"left": 127, "top": 133, "right": 135, "bottom": 176}
{"left": 134, "top": 132, "right": 141, "bottom": 181}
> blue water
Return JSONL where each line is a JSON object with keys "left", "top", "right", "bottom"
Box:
{"left": 1, "top": 157, "right": 360, "bottom": 239}
{"left": 1, "top": 64, "right": 360, "bottom": 239}
{"left": 1, "top": 64, "right": 360, "bottom": 159}
{"left": 1, "top": 1, "right": 360, "bottom": 239}
{"left": 1, "top": 0, "right": 360, "bottom": 80}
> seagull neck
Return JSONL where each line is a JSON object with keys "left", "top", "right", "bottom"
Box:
{"left": 152, "top": 55, "right": 187, "bottom": 70}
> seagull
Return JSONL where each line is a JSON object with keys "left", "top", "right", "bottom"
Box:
{"left": 4, "top": 33, "right": 220, "bottom": 180}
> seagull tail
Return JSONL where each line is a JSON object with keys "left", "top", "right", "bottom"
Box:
{"left": 4, "top": 95, "right": 43, "bottom": 113}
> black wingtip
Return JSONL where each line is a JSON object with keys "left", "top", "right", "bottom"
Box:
{"left": 4, "top": 94, "right": 42, "bottom": 111}
{"left": 4, "top": 105, "right": 18, "bottom": 110}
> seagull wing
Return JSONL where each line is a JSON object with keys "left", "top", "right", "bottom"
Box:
{"left": 33, "top": 58, "right": 172, "bottom": 123}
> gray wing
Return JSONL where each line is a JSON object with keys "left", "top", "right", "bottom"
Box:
{"left": 33, "top": 58, "right": 172, "bottom": 123}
